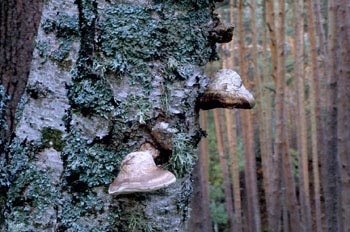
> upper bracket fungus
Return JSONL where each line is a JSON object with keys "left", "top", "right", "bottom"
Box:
{"left": 209, "top": 22, "right": 234, "bottom": 43}
{"left": 199, "top": 69, "right": 255, "bottom": 110}
{"left": 108, "top": 143, "right": 176, "bottom": 195}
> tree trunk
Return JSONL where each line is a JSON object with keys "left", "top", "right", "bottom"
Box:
{"left": 237, "top": 1, "right": 261, "bottom": 231}
{"left": 293, "top": 0, "right": 312, "bottom": 230}
{"left": 0, "top": 0, "right": 228, "bottom": 230}
{"left": 335, "top": 0, "right": 350, "bottom": 230}
{"left": 189, "top": 111, "right": 212, "bottom": 232}
{"left": 324, "top": 0, "right": 341, "bottom": 230}
{"left": 213, "top": 109, "right": 235, "bottom": 232}
{"left": 0, "top": 0, "right": 44, "bottom": 142}
{"left": 261, "top": 2, "right": 275, "bottom": 230}
{"left": 306, "top": 0, "right": 323, "bottom": 231}
{"left": 265, "top": 1, "right": 282, "bottom": 230}
{"left": 250, "top": 2, "right": 271, "bottom": 228}
{"left": 225, "top": 109, "right": 243, "bottom": 232}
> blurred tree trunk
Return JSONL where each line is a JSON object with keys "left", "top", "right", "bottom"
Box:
{"left": 213, "top": 109, "right": 235, "bottom": 232}
{"left": 265, "top": 1, "right": 282, "bottom": 230}
{"left": 238, "top": 1, "right": 261, "bottom": 231}
{"left": 261, "top": 1, "right": 274, "bottom": 230}
{"left": 278, "top": 1, "right": 302, "bottom": 231}
{"left": 335, "top": 0, "right": 350, "bottom": 230}
{"left": 306, "top": 0, "right": 323, "bottom": 231}
{"left": 250, "top": 2, "right": 271, "bottom": 229}
{"left": 225, "top": 109, "right": 243, "bottom": 232}
{"left": 189, "top": 111, "right": 212, "bottom": 232}
{"left": 224, "top": 12, "right": 243, "bottom": 229}
{"left": 293, "top": 0, "right": 312, "bottom": 230}
{"left": 0, "top": 0, "right": 226, "bottom": 230}
{"left": 324, "top": 0, "right": 341, "bottom": 230}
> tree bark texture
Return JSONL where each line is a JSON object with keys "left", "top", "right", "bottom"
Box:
{"left": 0, "top": 0, "right": 227, "bottom": 231}
{"left": 0, "top": 0, "right": 44, "bottom": 142}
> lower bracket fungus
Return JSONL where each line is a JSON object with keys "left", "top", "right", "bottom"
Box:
{"left": 199, "top": 69, "right": 255, "bottom": 110}
{"left": 108, "top": 144, "right": 176, "bottom": 195}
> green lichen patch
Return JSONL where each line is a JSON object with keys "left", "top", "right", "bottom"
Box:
{"left": 0, "top": 85, "right": 9, "bottom": 140}
{"left": 42, "top": 12, "right": 79, "bottom": 39}
{"left": 59, "top": 190, "right": 113, "bottom": 231}
{"left": 26, "top": 81, "right": 52, "bottom": 99}
{"left": 67, "top": 76, "right": 116, "bottom": 117}
{"left": 0, "top": 139, "right": 60, "bottom": 230}
{"left": 50, "top": 39, "right": 73, "bottom": 63}
{"left": 115, "top": 94, "right": 152, "bottom": 124}
{"left": 62, "top": 130, "right": 122, "bottom": 189}
{"left": 98, "top": 4, "right": 212, "bottom": 65}
{"left": 162, "top": 0, "right": 211, "bottom": 9}
{"left": 41, "top": 127, "right": 65, "bottom": 151}
{"left": 94, "top": 3, "right": 215, "bottom": 89}
{"left": 167, "top": 133, "right": 197, "bottom": 178}
{"left": 41, "top": 12, "right": 79, "bottom": 67}
{"left": 36, "top": 40, "right": 50, "bottom": 61}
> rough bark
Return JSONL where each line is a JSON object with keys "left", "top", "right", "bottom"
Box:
{"left": 0, "top": 0, "right": 44, "bottom": 142}
{"left": 0, "top": 0, "right": 228, "bottom": 230}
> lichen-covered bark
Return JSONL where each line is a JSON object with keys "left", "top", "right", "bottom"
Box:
{"left": 0, "top": 0, "right": 226, "bottom": 231}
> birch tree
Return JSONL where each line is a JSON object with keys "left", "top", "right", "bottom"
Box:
{"left": 0, "top": 0, "right": 235, "bottom": 230}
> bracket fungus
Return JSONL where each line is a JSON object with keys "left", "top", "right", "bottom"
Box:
{"left": 199, "top": 69, "right": 255, "bottom": 110}
{"left": 108, "top": 143, "right": 176, "bottom": 195}
{"left": 209, "top": 22, "right": 234, "bottom": 44}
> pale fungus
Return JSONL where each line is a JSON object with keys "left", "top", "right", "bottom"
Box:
{"left": 108, "top": 144, "right": 176, "bottom": 195}
{"left": 199, "top": 69, "right": 255, "bottom": 110}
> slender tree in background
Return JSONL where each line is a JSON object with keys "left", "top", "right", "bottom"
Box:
{"left": 224, "top": 30, "right": 243, "bottom": 231}
{"left": 250, "top": 2, "right": 271, "bottom": 226}
{"left": 276, "top": 1, "right": 302, "bottom": 231}
{"left": 264, "top": 1, "right": 282, "bottom": 230}
{"left": 189, "top": 111, "right": 212, "bottom": 232}
{"left": 335, "top": 0, "right": 350, "bottom": 230}
{"left": 225, "top": 109, "right": 242, "bottom": 232}
{"left": 293, "top": 0, "right": 312, "bottom": 230}
{"left": 260, "top": 2, "right": 275, "bottom": 229}
{"left": 238, "top": 0, "right": 261, "bottom": 231}
{"left": 324, "top": 0, "right": 341, "bottom": 230}
{"left": 213, "top": 109, "right": 235, "bottom": 231}
{"left": 306, "top": 0, "right": 323, "bottom": 231}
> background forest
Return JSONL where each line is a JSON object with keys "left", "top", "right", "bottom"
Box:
{"left": 189, "top": 0, "right": 350, "bottom": 231}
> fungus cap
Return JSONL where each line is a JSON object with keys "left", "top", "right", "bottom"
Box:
{"left": 108, "top": 150, "right": 176, "bottom": 195}
{"left": 199, "top": 69, "right": 255, "bottom": 110}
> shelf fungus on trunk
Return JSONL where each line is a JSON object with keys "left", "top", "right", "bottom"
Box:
{"left": 199, "top": 69, "right": 255, "bottom": 110}
{"left": 108, "top": 143, "right": 176, "bottom": 195}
